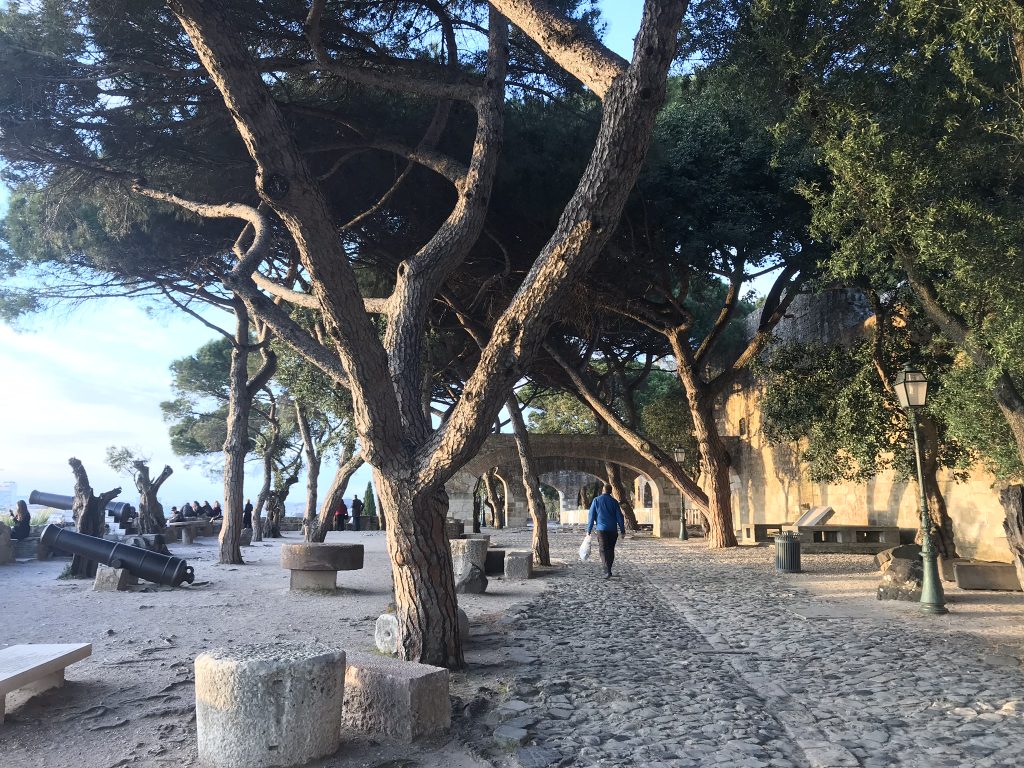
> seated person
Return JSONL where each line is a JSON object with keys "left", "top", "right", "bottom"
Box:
{"left": 182, "top": 502, "right": 197, "bottom": 518}
{"left": 10, "top": 500, "right": 31, "bottom": 540}
{"left": 200, "top": 500, "right": 214, "bottom": 518}
{"left": 210, "top": 501, "right": 223, "bottom": 520}
{"left": 168, "top": 506, "right": 185, "bottom": 524}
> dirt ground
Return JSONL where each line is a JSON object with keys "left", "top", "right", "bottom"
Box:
{"left": 0, "top": 528, "right": 549, "bottom": 768}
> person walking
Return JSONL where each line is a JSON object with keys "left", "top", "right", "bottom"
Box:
{"left": 587, "top": 484, "right": 626, "bottom": 579}
{"left": 242, "top": 499, "right": 253, "bottom": 530}
{"left": 351, "top": 494, "right": 364, "bottom": 531}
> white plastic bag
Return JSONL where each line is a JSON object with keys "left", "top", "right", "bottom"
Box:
{"left": 578, "top": 534, "right": 593, "bottom": 562}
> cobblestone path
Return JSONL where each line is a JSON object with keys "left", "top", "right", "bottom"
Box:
{"left": 481, "top": 533, "right": 1024, "bottom": 768}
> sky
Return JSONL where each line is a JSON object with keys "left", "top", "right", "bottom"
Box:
{"left": 0, "top": 1, "right": 645, "bottom": 510}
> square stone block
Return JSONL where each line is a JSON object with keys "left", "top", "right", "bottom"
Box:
{"left": 450, "top": 539, "right": 489, "bottom": 578}
{"left": 342, "top": 650, "right": 450, "bottom": 742}
{"left": 504, "top": 550, "right": 533, "bottom": 581}
{"left": 954, "top": 562, "right": 1022, "bottom": 591}
{"left": 93, "top": 565, "right": 139, "bottom": 592}
{"left": 290, "top": 569, "right": 337, "bottom": 591}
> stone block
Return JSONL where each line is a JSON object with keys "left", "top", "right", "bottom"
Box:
{"left": 450, "top": 539, "right": 488, "bottom": 579}
{"left": 484, "top": 548, "right": 506, "bottom": 576}
{"left": 290, "top": 570, "right": 337, "bottom": 591}
{"left": 463, "top": 533, "right": 491, "bottom": 543}
{"left": 877, "top": 557, "right": 923, "bottom": 601}
{"left": 954, "top": 562, "right": 1022, "bottom": 591}
{"left": 93, "top": 565, "right": 139, "bottom": 592}
{"left": 239, "top": 527, "right": 253, "bottom": 547}
{"left": 444, "top": 519, "right": 464, "bottom": 540}
{"left": 504, "top": 550, "right": 533, "bottom": 581}
{"left": 876, "top": 544, "right": 921, "bottom": 571}
{"left": 342, "top": 650, "right": 450, "bottom": 742}
{"left": 0, "top": 523, "right": 14, "bottom": 565}
{"left": 280, "top": 542, "right": 364, "bottom": 571}
{"left": 458, "top": 608, "right": 469, "bottom": 643}
{"left": 455, "top": 564, "right": 488, "bottom": 594}
{"left": 375, "top": 613, "right": 400, "bottom": 655}
{"left": 195, "top": 643, "right": 345, "bottom": 768}
{"left": 12, "top": 536, "right": 40, "bottom": 560}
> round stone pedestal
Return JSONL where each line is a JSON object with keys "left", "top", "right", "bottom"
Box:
{"left": 280, "top": 543, "right": 364, "bottom": 591}
{"left": 195, "top": 644, "right": 345, "bottom": 768}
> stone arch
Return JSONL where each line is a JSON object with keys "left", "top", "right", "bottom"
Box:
{"left": 445, "top": 434, "right": 682, "bottom": 537}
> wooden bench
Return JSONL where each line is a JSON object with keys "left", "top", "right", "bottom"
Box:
{"left": 1, "top": 643, "right": 92, "bottom": 723}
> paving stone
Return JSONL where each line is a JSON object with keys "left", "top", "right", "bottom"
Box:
{"left": 473, "top": 531, "right": 1024, "bottom": 768}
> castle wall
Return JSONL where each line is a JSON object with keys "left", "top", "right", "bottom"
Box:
{"left": 724, "top": 288, "right": 1013, "bottom": 561}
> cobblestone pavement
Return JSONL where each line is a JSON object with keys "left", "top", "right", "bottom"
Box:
{"left": 471, "top": 531, "right": 1024, "bottom": 768}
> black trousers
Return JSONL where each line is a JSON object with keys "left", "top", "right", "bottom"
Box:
{"left": 596, "top": 530, "right": 618, "bottom": 574}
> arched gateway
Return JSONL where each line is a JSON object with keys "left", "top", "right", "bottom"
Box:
{"left": 444, "top": 434, "right": 683, "bottom": 537}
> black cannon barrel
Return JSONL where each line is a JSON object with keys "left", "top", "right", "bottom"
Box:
{"left": 29, "top": 491, "right": 136, "bottom": 523}
{"left": 40, "top": 525, "right": 194, "bottom": 587}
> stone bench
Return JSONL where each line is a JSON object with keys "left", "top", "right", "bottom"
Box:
{"left": 195, "top": 644, "right": 345, "bottom": 768}
{"left": 12, "top": 537, "right": 40, "bottom": 560}
{"left": 343, "top": 650, "right": 450, "bottom": 743}
{"left": 280, "top": 542, "right": 364, "bottom": 591}
{"left": 1, "top": 643, "right": 92, "bottom": 723}
{"left": 166, "top": 521, "right": 206, "bottom": 544}
{"left": 504, "top": 550, "right": 534, "bottom": 581}
{"left": 798, "top": 524, "right": 900, "bottom": 554}
{"left": 954, "top": 561, "right": 1022, "bottom": 591}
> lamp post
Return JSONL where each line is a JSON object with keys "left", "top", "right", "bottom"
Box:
{"left": 673, "top": 448, "right": 689, "bottom": 540}
{"left": 894, "top": 365, "right": 948, "bottom": 615}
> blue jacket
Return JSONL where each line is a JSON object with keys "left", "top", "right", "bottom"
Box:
{"left": 587, "top": 493, "right": 625, "bottom": 535}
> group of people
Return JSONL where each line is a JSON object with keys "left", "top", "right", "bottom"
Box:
{"left": 168, "top": 499, "right": 223, "bottom": 523}
{"left": 5, "top": 500, "right": 31, "bottom": 540}
{"left": 333, "top": 494, "right": 364, "bottom": 531}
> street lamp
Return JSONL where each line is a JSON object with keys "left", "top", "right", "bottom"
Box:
{"left": 894, "top": 365, "right": 948, "bottom": 615}
{"left": 673, "top": 447, "right": 689, "bottom": 540}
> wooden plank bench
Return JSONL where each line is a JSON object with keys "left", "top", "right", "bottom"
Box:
{"left": 1, "top": 643, "right": 92, "bottom": 723}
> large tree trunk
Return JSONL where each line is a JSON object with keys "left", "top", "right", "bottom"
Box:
{"left": 606, "top": 462, "right": 639, "bottom": 532}
{"left": 471, "top": 477, "right": 483, "bottom": 534}
{"left": 133, "top": 461, "right": 172, "bottom": 534}
{"left": 311, "top": 451, "right": 364, "bottom": 542}
{"left": 296, "top": 403, "right": 322, "bottom": 543}
{"left": 220, "top": 300, "right": 252, "bottom": 564}
{"left": 918, "top": 415, "right": 959, "bottom": 559}
{"left": 483, "top": 470, "right": 504, "bottom": 529}
{"left": 507, "top": 396, "right": 550, "bottom": 566}
{"left": 999, "top": 485, "right": 1024, "bottom": 591}
{"left": 376, "top": 472, "right": 462, "bottom": 668}
{"left": 686, "top": 391, "right": 737, "bottom": 548}
{"left": 68, "top": 458, "right": 120, "bottom": 578}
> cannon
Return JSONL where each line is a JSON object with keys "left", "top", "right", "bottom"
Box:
{"left": 29, "top": 491, "right": 137, "bottom": 529}
{"left": 40, "top": 525, "right": 195, "bottom": 587}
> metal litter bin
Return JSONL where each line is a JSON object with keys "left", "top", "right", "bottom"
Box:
{"left": 775, "top": 531, "right": 801, "bottom": 573}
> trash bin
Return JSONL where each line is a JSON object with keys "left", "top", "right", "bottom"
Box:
{"left": 775, "top": 531, "right": 801, "bottom": 573}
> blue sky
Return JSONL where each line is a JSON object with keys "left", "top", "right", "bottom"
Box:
{"left": 0, "top": 2, "right": 645, "bottom": 509}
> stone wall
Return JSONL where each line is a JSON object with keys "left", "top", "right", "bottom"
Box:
{"left": 725, "top": 289, "right": 1012, "bottom": 561}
